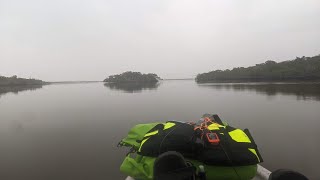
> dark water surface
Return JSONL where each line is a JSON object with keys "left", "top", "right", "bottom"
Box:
{"left": 0, "top": 81, "right": 319, "bottom": 180}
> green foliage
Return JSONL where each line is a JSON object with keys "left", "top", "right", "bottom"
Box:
{"left": 104, "top": 71, "right": 161, "bottom": 83}
{"left": 0, "top": 75, "right": 44, "bottom": 86}
{"left": 196, "top": 54, "right": 320, "bottom": 83}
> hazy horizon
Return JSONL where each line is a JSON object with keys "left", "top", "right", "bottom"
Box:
{"left": 1, "top": 0, "right": 320, "bottom": 81}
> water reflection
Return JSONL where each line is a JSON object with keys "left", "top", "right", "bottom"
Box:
{"left": 104, "top": 82, "right": 160, "bottom": 93}
{"left": 0, "top": 85, "right": 43, "bottom": 98}
{"left": 199, "top": 82, "right": 320, "bottom": 101}
{"left": 0, "top": 82, "right": 319, "bottom": 179}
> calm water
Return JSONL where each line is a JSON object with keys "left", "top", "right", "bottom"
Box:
{"left": 0, "top": 81, "right": 319, "bottom": 180}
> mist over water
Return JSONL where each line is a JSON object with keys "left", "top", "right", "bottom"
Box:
{"left": 0, "top": 81, "right": 319, "bottom": 179}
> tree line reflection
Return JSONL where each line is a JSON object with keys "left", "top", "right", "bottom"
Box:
{"left": 0, "top": 85, "right": 43, "bottom": 98}
{"left": 104, "top": 82, "right": 160, "bottom": 93}
{"left": 199, "top": 83, "right": 320, "bottom": 101}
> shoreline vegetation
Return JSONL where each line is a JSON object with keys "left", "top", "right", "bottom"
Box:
{"left": 0, "top": 75, "right": 47, "bottom": 86}
{"left": 196, "top": 54, "right": 320, "bottom": 83}
{"left": 2, "top": 54, "right": 320, "bottom": 85}
{"left": 104, "top": 71, "right": 161, "bottom": 83}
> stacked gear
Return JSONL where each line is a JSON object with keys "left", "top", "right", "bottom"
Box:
{"left": 118, "top": 114, "right": 263, "bottom": 180}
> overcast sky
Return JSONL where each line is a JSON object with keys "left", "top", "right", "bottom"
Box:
{"left": 1, "top": 0, "right": 320, "bottom": 81}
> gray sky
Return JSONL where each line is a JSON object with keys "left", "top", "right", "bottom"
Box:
{"left": 1, "top": 0, "right": 320, "bottom": 81}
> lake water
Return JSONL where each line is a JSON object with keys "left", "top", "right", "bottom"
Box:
{"left": 0, "top": 80, "right": 319, "bottom": 180}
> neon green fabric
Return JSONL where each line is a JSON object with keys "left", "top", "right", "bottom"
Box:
{"left": 120, "top": 153, "right": 257, "bottom": 180}
{"left": 163, "top": 122, "right": 175, "bottom": 130}
{"left": 229, "top": 129, "right": 251, "bottom": 143}
{"left": 120, "top": 154, "right": 155, "bottom": 180}
{"left": 119, "top": 123, "right": 159, "bottom": 149}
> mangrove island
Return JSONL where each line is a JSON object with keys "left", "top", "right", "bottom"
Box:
{"left": 104, "top": 71, "right": 161, "bottom": 83}
{"left": 196, "top": 54, "right": 320, "bottom": 83}
{"left": 0, "top": 75, "right": 46, "bottom": 86}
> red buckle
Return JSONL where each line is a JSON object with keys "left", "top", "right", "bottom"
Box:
{"left": 206, "top": 133, "right": 220, "bottom": 145}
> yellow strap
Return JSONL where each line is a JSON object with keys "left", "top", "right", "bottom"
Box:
{"left": 228, "top": 129, "right": 251, "bottom": 143}
{"left": 138, "top": 137, "right": 150, "bottom": 152}
{"left": 144, "top": 130, "right": 159, "bottom": 137}
{"left": 163, "top": 122, "right": 175, "bottom": 130}
{"left": 207, "top": 123, "right": 225, "bottom": 130}
{"left": 248, "top": 148, "right": 260, "bottom": 162}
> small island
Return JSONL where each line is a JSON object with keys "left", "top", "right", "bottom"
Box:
{"left": 196, "top": 54, "right": 320, "bottom": 83}
{"left": 104, "top": 71, "right": 161, "bottom": 83}
{"left": 0, "top": 75, "right": 46, "bottom": 86}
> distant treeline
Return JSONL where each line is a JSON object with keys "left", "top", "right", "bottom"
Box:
{"left": 0, "top": 75, "right": 45, "bottom": 86}
{"left": 196, "top": 54, "right": 320, "bottom": 83}
{"left": 104, "top": 71, "right": 161, "bottom": 83}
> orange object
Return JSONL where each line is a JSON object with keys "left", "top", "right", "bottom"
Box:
{"left": 206, "top": 133, "right": 220, "bottom": 145}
